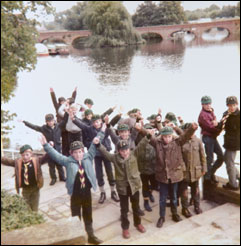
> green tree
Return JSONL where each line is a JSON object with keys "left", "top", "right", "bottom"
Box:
{"left": 1, "top": 1, "right": 53, "bottom": 140}
{"left": 54, "top": 2, "right": 87, "bottom": 30}
{"left": 84, "top": 1, "right": 144, "bottom": 47}
{"left": 236, "top": 2, "right": 240, "bottom": 16}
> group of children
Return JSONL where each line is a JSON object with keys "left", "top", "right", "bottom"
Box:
{"left": 1, "top": 88, "right": 240, "bottom": 243}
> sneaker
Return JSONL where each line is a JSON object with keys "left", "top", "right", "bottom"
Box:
{"left": 49, "top": 179, "right": 56, "bottom": 186}
{"left": 111, "top": 191, "right": 120, "bottom": 202}
{"left": 98, "top": 192, "right": 106, "bottom": 204}
{"left": 144, "top": 200, "right": 152, "bottom": 212}
{"left": 172, "top": 214, "right": 182, "bottom": 222}
{"left": 156, "top": 217, "right": 165, "bottom": 228}
{"left": 122, "top": 229, "right": 130, "bottom": 239}
{"left": 223, "top": 183, "right": 239, "bottom": 191}
{"left": 182, "top": 208, "right": 192, "bottom": 218}
{"left": 135, "top": 224, "right": 146, "bottom": 233}
{"left": 149, "top": 193, "right": 155, "bottom": 203}
{"left": 88, "top": 235, "right": 103, "bottom": 245}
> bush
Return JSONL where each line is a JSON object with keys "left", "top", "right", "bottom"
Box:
{"left": 1, "top": 190, "right": 45, "bottom": 232}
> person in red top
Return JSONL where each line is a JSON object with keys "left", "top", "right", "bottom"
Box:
{"left": 198, "top": 96, "right": 223, "bottom": 185}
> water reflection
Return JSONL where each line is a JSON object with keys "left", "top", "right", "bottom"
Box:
{"left": 71, "top": 46, "right": 138, "bottom": 85}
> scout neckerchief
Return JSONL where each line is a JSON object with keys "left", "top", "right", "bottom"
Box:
{"left": 78, "top": 161, "right": 85, "bottom": 189}
{"left": 23, "top": 159, "right": 32, "bottom": 185}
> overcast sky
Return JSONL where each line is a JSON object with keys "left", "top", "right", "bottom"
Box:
{"left": 38, "top": 1, "right": 239, "bottom": 22}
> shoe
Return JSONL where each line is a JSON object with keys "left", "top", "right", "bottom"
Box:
{"left": 182, "top": 208, "right": 192, "bottom": 218}
{"left": 135, "top": 224, "right": 146, "bottom": 233}
{"left": 98, "top": 192, "right": 106, "bottom": 204}
{"left": 172, "top": 214, "right": 182, "bottom": 222}
{"left": 144, "top": 200, "right": 152, "bottom": 212}
{"left": 122, "top": 229, "right": 130, "bottom": 239}
{"left": 88, "top": 235, "right": 103, "bottom": 245}
{"left": 149, "top": 193, "right": 155, "bottom": 203}
{"left": 211, "top": 174, "right": 219, "bottom": 184}
{"left": 194, "top": 206, "right": 203, "bottom": 214}
{"left": 138, "top": 208, "right": 145, "bottom": 216}
{"left": 49, "top": 179, "right": 56, "bottom": 186}
{"left": 156, "top": 217, "right": 165, "bottom": 228}
{"left": 189, "top": 198, "right": 194, "bottom": 206}
{"left": 59, "top": 177, "right": 66, "bottom": 182}
{"left": 223, "top": 183, "right": 239, "bottom": 191}
{"left": 111, "top": 191, "right": 120, "bottom": 202}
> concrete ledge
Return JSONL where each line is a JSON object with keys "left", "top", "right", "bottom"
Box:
{"left": 203, "top": 177, "right": 240, "bottom": 205}
{"left": 1, "top": 217, "right": 86, "bottom": 245}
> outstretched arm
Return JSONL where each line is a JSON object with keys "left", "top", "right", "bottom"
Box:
{"left": 50, "top": 87, "right": 58, "bottom": 111}
{"left": 23, "top": 121, "right": 43, "bottom": 133}
{"left": 1, "top": 157, "right": 15, "bottom": 167}
{"left": 178, "top": 123, "right": 197, "bottom": 146}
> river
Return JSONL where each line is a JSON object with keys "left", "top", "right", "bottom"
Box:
{"left": 3, "top": 36, "right": 240, "bottom": 177}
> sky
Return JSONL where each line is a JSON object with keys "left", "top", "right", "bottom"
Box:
{"left": 38, "top": 1, "right": 239, "bottom": 22}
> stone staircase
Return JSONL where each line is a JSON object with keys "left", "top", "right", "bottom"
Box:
{"left": 99, "top": 202, "right": 240, "bottom": 245}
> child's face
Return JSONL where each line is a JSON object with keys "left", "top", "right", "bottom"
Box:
{"left": 202, "top": 104, "right": 212, "bottom": 111}
{"left": 162, "top": 134, "right": 173, "bottom": 144}
{"left": 228, "top": 103, "right": 238, "bottom": 113}
{"left": 118, "top": 130, "right": 130, "bottom": 140}
{"left": 119, "top": 149, "right": 130, "bottom": 159}
{"left": 86, "top": 114, "right": 93, "bottom": 121}
{"left": 71, "top": 148, "right": 84, "bottom": 162}
{"left": 21, "top": 151, "right": 32, "bottom": 162}
{"left": 46, "top": 120, "right": 55, "bottom": 128}
{"left": 85, "top": 103, "right": 92, "bottom": 109}
{"left": 93, "top": 119, "right": 102, "bottom": 129}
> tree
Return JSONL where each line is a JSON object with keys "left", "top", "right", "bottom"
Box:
{"left": 83, "top": 1, "right": 144, "bottom": 47}
{"left": 236, "top": 2, "right": 240, "bottom": 16}
{"left": 1, "top": 1, "right": 53, "bottom": 139}
{"left": 132, "top": 1, "right": 186, "bottom": 27}
{"left": 53, "top": 2, "right": 87, "bottom": 30}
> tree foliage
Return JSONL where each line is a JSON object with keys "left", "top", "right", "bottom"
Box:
{"left": 1, "top": 1, "right": 53, "bottom": 134}
{"left": 84, "top": 1, "right": 144, "bottom": 47}
{"left": 132, "top": 1, "right": 186, "bottom": 27}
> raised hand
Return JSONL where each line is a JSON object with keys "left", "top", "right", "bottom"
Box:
{"left": 112, "top": 105, "right": 117, "bottom": 111}
{"left": 118, "top": 106, "right": 124, "bottom": 115}
{"left": 18, "top": 119, "right": 23, "bottom": 123}
{"left": 177, "top": 116, "right": 183, "bottom": 122}
{"left": 93, "top": 137, "right": 100, "bottom": 145}
{"left": 192, "top": 122, "right": 198, "bottom": 130}
{"left": 156, "top": 115, "right": 162, "bottom": 122}
{"left": 74, "top": 86, "right": 77, "bottom": 92}
{"left": 135, "top": 122, "right": 142, "bottom": 131}
{"left": 39, "top": 134, "right": 47, "bottom": 145}
{"left": 167, "top": 122, "right": 175, "bottom": 128}
{"left": 101, "top": 123, "right": 107, "bottom": 132}
{"left": 50, "top": 87, "right": 54, "bottom": 93}
{"left": 49, "top": 141, "right": 54, "bottom": 147}
{"left": 104, "top": 115, "right": 109, "bottom": 124}
{"left": 158, "top": 108, "right": 162, "bottom": 115}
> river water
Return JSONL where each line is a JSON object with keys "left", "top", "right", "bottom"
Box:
{"left": 3, "top": 36, "right": 240, "bottom": 177}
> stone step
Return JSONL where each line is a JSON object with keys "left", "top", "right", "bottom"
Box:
{"left": 101, "top": 203, "right": 240, "bottom": 245}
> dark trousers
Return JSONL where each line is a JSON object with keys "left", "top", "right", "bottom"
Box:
{"left": 94, "top": 156, "right": 115, "bottom": 187}
{"left": 119, "top": 186, "right": 141, "bottom": 230}
{"left": 159, "top": 181, "right": 178, "bottom": 218}
{"left": 202, "top": 135, "right": 224, "bottom": 180}
{"left": 48, "top": 159, "right": 65, "bottom": 180}
{"left": 61, "top": 130, "right": 69, "bottom": 156}
{"left": 180, "top": 180, "right": 200, "bottom": 209}
{"left": 71, "top": 190, "right": 93, "bottom": 236}
{"left": 140, "top": 174, "right": 157, "bottom": 198}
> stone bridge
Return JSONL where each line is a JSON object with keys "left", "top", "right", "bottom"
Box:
{"left": 38, "top": 18, "right": 240, "bottom": 45}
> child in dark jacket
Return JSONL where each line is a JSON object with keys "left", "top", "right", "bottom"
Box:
{"left": 198, "top": 96, "right": 223, "bottom": 185}
{"left": 1, "top": 144, "right": 48, "bottom": 211}
{"left": 20, "top": 113, "right": 67, "bottom": 185}
{"left": 71, "top": 113, "right": 119, "bottom": 204}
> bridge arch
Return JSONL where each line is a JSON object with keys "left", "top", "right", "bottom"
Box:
{"left": 141, "top": 32, "right": 163, "bottom": 42}
{"left": 202, "top": 26, "right": 230, "bottom": 41}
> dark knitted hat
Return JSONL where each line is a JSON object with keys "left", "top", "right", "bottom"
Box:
{"left": 20, "top": 144, "right": 33, "bottom": 154}
{"left": 117, "top": 124, "right": 129, "bottom": 131}
{"left": 84, "top": 98, "right": 94, "bottom": 105}
{"left": 70, "top": 141, "right": 84, "bottom": 151}
{"left": 45, "top": 114, "right": 54, "bottom": 121}
{"left": 226, "top": 96, "right": 238, "bottom": 105}
{"left": 165, "top": 112, "right": 178, "bottom": 126}
{"left": 144, "top": 123, "right": 154, "bottom": 129}
{"left": 181, "top": 123, "right": 192, "bottom": 130}
{"left": 147, "top": 114, "right": 157, "bottom": 121}
{"left": 160, "top": 126, "right": 174, "bottom": 135}
{"left": 84, "top": 109, "right": 93, "bottom": 116}
{"left": 92, "top": 114, "right": 101, "bottom": 122}
{"left": 117, "top": 140, "right": 130, "bottom": 151}
{"left": 201, "top": 96, "right": 212, "bottom": 105}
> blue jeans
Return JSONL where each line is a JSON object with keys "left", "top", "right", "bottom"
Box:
{"left": 159, "top": 181, "right": 178, "bottom": 218}
{"left": 202, "top": 135, "right": 224, "bottom": 180}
